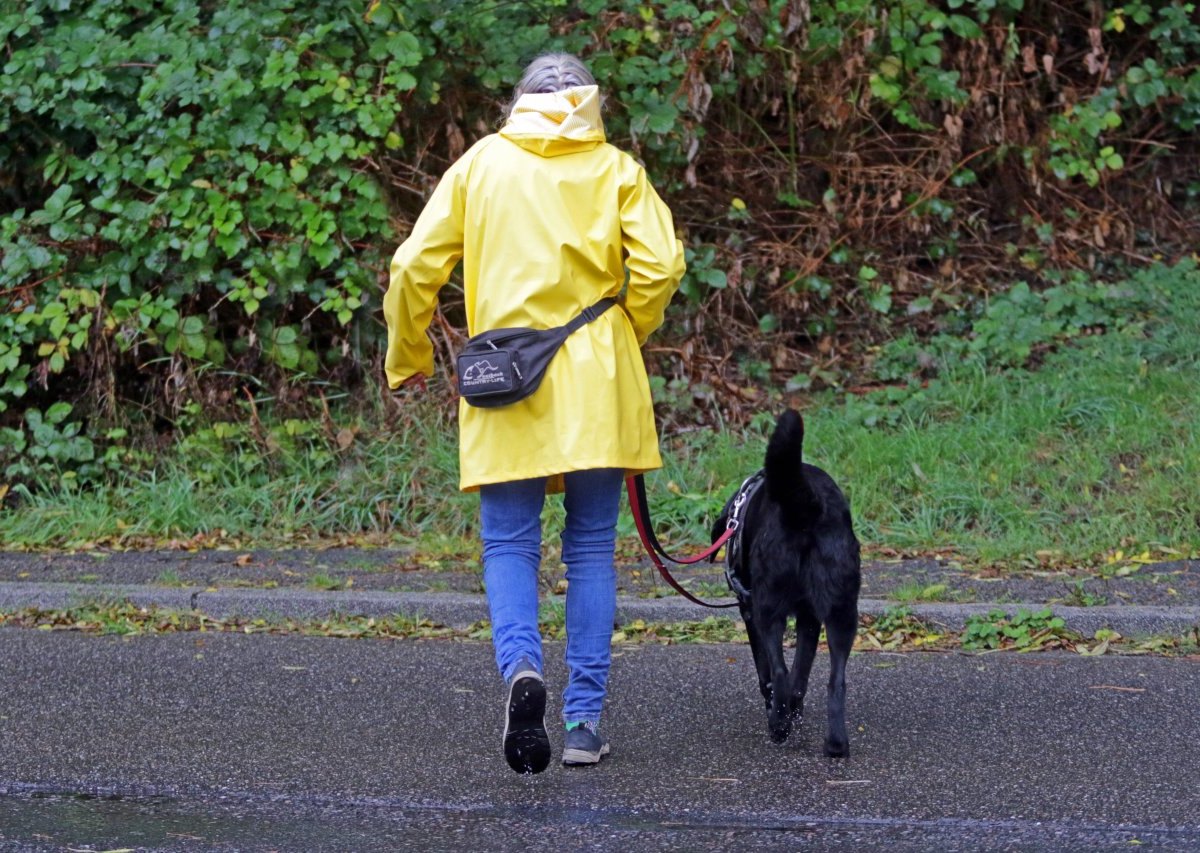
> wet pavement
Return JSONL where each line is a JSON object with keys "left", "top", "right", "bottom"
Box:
{"left": 2, "top": 630, "right": 1200, "bottom": 851}
{"left": 1, "top": 548, "right": 1199, "bottom": 850}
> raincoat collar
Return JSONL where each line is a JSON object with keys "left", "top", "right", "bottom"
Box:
{"left": 499, "top": 85, "right": 606, "bottom": 157}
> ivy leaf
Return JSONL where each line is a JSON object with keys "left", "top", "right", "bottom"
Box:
{"left": 868, "top": 285, "right": 893, "bottom": 314}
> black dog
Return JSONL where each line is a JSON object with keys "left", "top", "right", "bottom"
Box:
{"left": 713, "top": 409, "right": 861, "bottom": 757}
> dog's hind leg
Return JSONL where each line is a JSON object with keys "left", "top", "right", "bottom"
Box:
{"left": 822, "top": 604, "right": 857, "bottom": 758}
{"left": 788, "top": 608, "right": 821, "bottom": 723}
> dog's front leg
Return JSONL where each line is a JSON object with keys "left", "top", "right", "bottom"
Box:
{"left": 739, "top": 602, "right": 773, "bottom": 707}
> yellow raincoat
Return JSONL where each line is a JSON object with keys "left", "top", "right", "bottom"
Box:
{"left": 383, "top": 85, "right": 685, "bottom": 492}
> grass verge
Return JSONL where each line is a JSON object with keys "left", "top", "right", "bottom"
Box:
{"left": 2, "top": 602, "right": 1197, "bottom": 657}
{"left": 0, "top": 261, "right": 1197, "bottom": 571}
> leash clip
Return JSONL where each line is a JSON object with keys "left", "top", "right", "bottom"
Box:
{"left": 726, "top": 471, "right": 758, "bottom": 531}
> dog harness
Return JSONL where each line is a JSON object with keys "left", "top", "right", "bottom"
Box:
{"left": 723, "top": 469, "right": 765, "bottom": 604}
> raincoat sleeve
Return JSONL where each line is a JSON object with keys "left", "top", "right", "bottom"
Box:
{"left": 618, "top": 159, "right": 685, "bottom": 346}
{"left": 382, "top": 159, "right": 468, "bottom": 388}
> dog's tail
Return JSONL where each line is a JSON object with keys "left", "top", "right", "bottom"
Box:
{"left": 764, "top": 409, "right": 821, "bottom": 524}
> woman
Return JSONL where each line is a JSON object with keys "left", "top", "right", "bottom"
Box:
{"left": 383, "top": 53, "right": 684, "bottom": 774}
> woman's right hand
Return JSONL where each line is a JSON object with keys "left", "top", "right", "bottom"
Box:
{"left": 392, "top": 373, "right": 427, "bottom": 403}
{"left": 402, "top": 373, "right": 427, "bottom": 392}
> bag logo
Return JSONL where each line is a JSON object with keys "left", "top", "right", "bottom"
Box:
{"left": 461, "top": 359, "right": 507, "bottom": 387}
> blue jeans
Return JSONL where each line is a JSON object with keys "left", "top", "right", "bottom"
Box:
{"left": 480, "top": 468, "right": 623, "bottom": 725}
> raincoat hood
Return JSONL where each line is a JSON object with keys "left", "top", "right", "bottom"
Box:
{"left": 499, "top": 84, "right": 606, "bottom": 157}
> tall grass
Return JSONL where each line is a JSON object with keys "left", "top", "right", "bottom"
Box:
{"left": 2, "top": 398, "right": 471, "bottom": 548}
{"left": 1, "top": 262, "right": 1196, "bottom": 569}
{"left": 641, "top": 260, "right": 1200, "bottom": 566}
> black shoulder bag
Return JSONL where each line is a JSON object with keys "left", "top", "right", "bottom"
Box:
{"left": 455, "top": 297, "right": 616, "bottom": 408}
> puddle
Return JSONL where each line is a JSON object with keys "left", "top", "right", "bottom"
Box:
{"left": 5, "top": 789, "right": 1185, "bottom": 851}
{"left": 0, "top": 790, "right": 816, "bottom": 850}
{"left": 0, "top": 792, "right": 386, "bottom": 851}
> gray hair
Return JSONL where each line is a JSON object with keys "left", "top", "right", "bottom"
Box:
{"left": 506, "top": 53, "right": 597, "bottom": 115}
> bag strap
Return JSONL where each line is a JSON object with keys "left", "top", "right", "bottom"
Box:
{"left": 562, "top": 297, "right": 617, "bottom": 335}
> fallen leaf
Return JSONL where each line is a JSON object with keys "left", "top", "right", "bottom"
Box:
{"left": 235, "top": 554, "right": 253, "bottom": 566}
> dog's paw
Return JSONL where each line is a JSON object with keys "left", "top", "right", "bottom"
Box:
{"left": 823, "top": 736, "right": 849, "bottom": 758}
{"left": 767, "top": 712, "right": 792, "bottom": 744}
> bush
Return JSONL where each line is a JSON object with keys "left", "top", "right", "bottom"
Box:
{"left": 2, "top": 1, "right": 1198, "bottom": 487}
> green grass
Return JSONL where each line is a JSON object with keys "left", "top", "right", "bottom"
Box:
{"left": 645, "top": 260, "right": 1200, "bottom": 568}
{"left": 154, "top": 569, "right": 186, "bottom": 587}
{"left": 0, "top": 398, "right": 474, "bottom": 549}
{"left": 306, "top": 572, "right": 344, "bottom": 591}
{"left": 1, "top": 261, "right": 1197, "bottom": 571}
{"left": 830, "top": 277, "right": 1199, "bottom": 566}
{"left": 887, "top": 582, "right": 958, "bottom": 604}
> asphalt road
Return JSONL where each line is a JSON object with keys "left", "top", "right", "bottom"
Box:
{"left": 2, "top": 629, "right": 1199, "bottom": 851}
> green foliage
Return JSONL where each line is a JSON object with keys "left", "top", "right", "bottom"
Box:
{"left": 2, "top": 0, "right": 1199, "bottom": 487}
{"left": 0, "top": 403, "right": 92, "bottom": 482}
{"left": 961, "top": 608, "right": 1074, "bottom": 651}
{"left": 1108, "top": 1, "right": 1200, "bottom": 131}
{"left": 873, "top": 605, "right": 917, "bottom": 635}
{"left": 1, "top": 1, "right": 420, "bottom": 422}
{"left": 679, "top": 245, "right": 727, "bottom": 303}
{"left": 1048, "top": 1, "right": 1200, "bottom": 183}
{"left": 870, "top": 267, "right": 1163, "bottom": 389}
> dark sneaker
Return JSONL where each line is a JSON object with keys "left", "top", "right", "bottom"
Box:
{"left": 561, "top": 721, "right": 610, "bottom": 767}
{"left": 503, "top": 660, "right": 550, "bottom": 775}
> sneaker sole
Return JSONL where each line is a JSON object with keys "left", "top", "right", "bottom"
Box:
{"left": 503, "top": 675, "right": 550, "bottom": 774}
{"left": 562, "top": 742, "right": 610, "bottom": 767}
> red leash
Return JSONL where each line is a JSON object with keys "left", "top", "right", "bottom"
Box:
{"left": 625, "top": 474, "right": 739, "bottom": 609}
